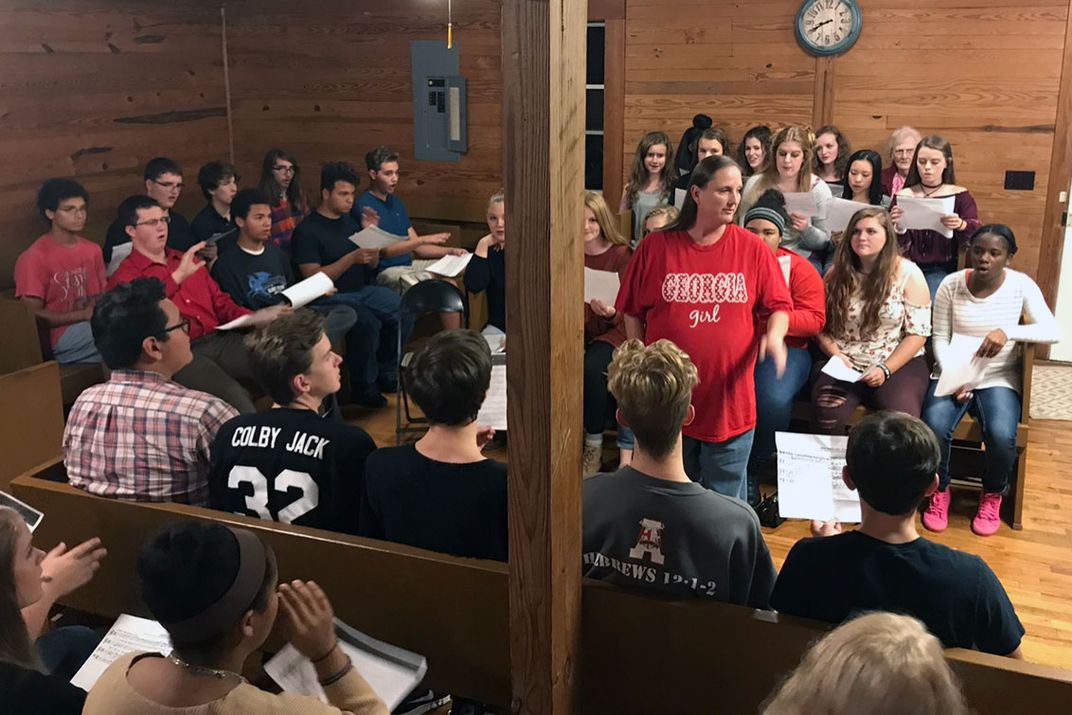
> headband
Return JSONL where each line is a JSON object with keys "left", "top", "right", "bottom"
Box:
{"left": 743, "top": 206, "right": 787, "bottom": 236}
{"left": 161, "top": 527, "right": 267, "bottom": 642}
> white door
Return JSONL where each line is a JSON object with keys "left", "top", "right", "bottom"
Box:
{"left": 1051, "top": 180, "right": 1072, "bottom": 362}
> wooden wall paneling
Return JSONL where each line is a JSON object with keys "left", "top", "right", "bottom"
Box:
{"left": 0, "top": 3, "right": 232, "bottom": 290}
{"left": 1037, "top": 0, "right": 1072, "bottom": 319}
{"left": 224, "top": 0, "right": 502, "bottom": 225}
{"left": 812, "top": 56, "right": 835, "bottom": 129}
{"left": 501, "top": 0, "right": 586, "bottom": 710}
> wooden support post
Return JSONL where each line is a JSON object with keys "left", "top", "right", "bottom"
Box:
{"left": 812, "top": 55, "right": 836, "bottom": 129}
{"left": 501, "top": 0, "right": 586, "bottom": 713}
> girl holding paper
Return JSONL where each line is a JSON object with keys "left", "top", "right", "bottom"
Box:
{"left": 890, "top": 136, "right": 981, "bottom": 299}
{"left": 582, "top": 191, "right": 634, "bottom": 476}
{"left": 620, "top": 131, "right": 675, "bottom": 246}
{"left": 739, "top": 126, "right": 832, "bottom": 274}
{"left": 0, "top": 507, "right": 107, "bottom": 713}
{"left": 825, "top": 150, "right": 891, "bottom": 274}
{"left": 813, "top": 208, "right": 932, "bottom": 435}
{"left": 921, "top": 225, "right": 1060, "bottom": 536}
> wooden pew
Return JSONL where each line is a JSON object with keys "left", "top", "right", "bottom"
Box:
{"left": 791, "top": 343, "right": 1036, "bottom": 530}
{"left": 0, "top": 361, "right": 64, "bottom": 490}
{"left": 13, "top": 462, "right": 1072, "bottom": 714}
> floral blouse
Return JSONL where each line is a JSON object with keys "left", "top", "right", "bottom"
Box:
{"left": 833, "top": 260, "right": 932, "bottom": 371}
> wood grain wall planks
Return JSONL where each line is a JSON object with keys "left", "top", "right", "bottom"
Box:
{"left": 223, "top": 0, "right": 503, "bottom": 225}
{"left": 623, "top": 0, "right": 1070, "bottom": 282}
{"left": 0, "top": 2, "right": 231, "bottom": 290}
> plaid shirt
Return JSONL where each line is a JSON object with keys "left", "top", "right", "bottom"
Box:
{"left": 270, "top": 197, "right": 308, "bottom": 256}
{"left": 63, "top": 370, "right": 238, "bottom": 505}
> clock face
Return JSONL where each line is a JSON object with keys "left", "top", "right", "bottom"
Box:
{"left": 797, "top": 0, "right": 861, "bottom": 56}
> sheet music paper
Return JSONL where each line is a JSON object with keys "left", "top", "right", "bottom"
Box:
{"left": 783, "top": 192, "right": 819, "bottom": 218}
{"left": 674, "top": 188, "right": 687, "bottom": 209}
{"left": 778, "top": 255, "right": 792, "bottom": 286}
{"left": 424, "top": 252, "right": 473, "bottom": 277}
{"left": 820, "top": 356, "right": 863, "bottom": 383}
{"left": 824, "top": 197, "right": 871, "bottom": 235}
{"left": 896, "top": 195, "right": 957, "bottom": 238}
{"left": 281, "top": 272, "right": 334, "bottom": 309}
{"left": 776, "top": 433, "right": 860, "bottom": 523}
{"left": 265, "top": 619, "right": 428, "bottom": 711}
{"left": 105, "top": 242, "right": 134, "bottom": 277}
{"left": 476, "top": 354, "right": 507, "bottom": 430}
{"left": 0, "top": 491, "right": 43, "bottom": 531}
{"left": 934, "top": 334, "right": 990, "bottom": 397}
{"left": 215, "top": 314, "right": 257, "bottom": 331}
{"left": 70, "top": 615, "right": 173, "bottom": 691}
{"left": 584, "top": 267, "right": 621, "bottom": 305}
{"left": 349, "top": 225, "right": 407, "bottom": 250}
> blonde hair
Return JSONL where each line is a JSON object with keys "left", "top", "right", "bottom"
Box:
{"left": 756, "top": 125, "right": 817, "bottom": 194}
{"left": 607, "top": 339, "right": 698, "bottom": 458}
{"left": 584, "top": 191, "right": 628, "bottom": 247}
{"left": 488, "top": 190, "right": 505, "bottom": 208}
{"left": 643, "top": 205, "right": 679, "bottom": 236}
{"left": 762, "top": 613, "right": 969, "bottom": 715}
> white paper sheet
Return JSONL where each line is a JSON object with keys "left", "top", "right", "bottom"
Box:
{"left": 584, "top": 267, "right": 621, "bottom": 305}
{"left": 106, "top": 241, "right": 134, "bottom": 277}
{"left": 776, "top": 432, "right": 860, "bottom": 523}
{"left": 424, "top": 252, "right": 473, "bottom": 278}
{"left": 934, "top": 334, "right": 991, "bottom": 397}
{"left": 783, "top": 192, "right": 819, "bottom": 218}
{"left": 215, "top": 314, "right": 257, "bottom": 331}
{"left": 476, "top": 357, "right": 507, "bottom": 430}
{"left": 674, "top": 188, "right": 687, "bottom": 209}
{"left": 896, "top": 195, "right": 956, "bottom": 238}
{"left": 0, "top": 491, "right": 43, "bottom": 531}
{"left": 281, "top": 272, "right": 333, "bottom": 309}
{"left": 820, "top": 356, "right": 863, "bottom": 383}
{"left": 71, "top": 614, "right": 173, "bottom": 691}
{"left": 483, "top": 333, "right": 505, "bottom": 354}
{"left": 349, "top": 225, "right": 407, "bottom": 250}
{"left": 265, "top": 620, "right": 428, "bottom": 711}
{"left": 824, "top": 197, "right": 871, "bottom": 235}
{"left": 778, "top": 255, "right": 792, "bottom": 286}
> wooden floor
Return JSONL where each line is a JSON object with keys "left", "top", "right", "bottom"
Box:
{"left": 349, "top": 400, "right": 1072, "bottom": 671}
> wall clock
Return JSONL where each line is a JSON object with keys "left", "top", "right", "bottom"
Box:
{"left": 796, "top": 0, "right": 862, "bottom": 57}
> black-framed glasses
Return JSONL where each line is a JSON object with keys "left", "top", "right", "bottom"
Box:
{"left": 163, "top": 319, "right": 190, "bottom": 335}
{"left": 136, "top": 216, "right": 171, "bottom": 228}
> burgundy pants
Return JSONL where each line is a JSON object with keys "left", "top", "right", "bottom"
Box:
{"left": 811, "top": 355, "right": 930, "bottom": 435}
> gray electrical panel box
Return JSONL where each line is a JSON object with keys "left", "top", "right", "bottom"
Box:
{"left": 411, "top": 41, "right": 468, "bottom": 162}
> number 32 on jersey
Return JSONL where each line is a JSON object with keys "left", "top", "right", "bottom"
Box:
{"left": 228, "top": 466, "right": 319, "bottom": 524}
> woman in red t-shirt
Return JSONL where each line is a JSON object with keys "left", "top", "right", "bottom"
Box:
{"left": 582, "top": 191, "right": 633, "bottom": 476}
{"left": 616, "top": 155, "right": 792, "bottom": 500}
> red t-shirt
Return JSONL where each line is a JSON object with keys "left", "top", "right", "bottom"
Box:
{"left": 108, "top": 247, "right": 251, "bottom": 341}
{"left": 14, "top": 234, "right": 106, "bottom": 348}
{"left": 616, "top": 226, "right": 792, "bottom": 443}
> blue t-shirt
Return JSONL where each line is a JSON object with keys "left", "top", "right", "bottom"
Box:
{"left": 771, "top": 530, "right": 1024, "bottom": 655}
{"left": 351, "top": 191, "right": 413, "bottom": 269}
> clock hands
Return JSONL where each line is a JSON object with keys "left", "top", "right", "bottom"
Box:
{"left": 809, "top": 18, "right": 833, "bottom": 31}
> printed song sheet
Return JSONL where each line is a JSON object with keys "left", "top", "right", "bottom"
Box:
{"left": 584, "top": 267, "right": 621, "bottom": 305}
{"left": 71, "top": 615, "right": 172, "bottom": 691}
{"left": 824, "top": 197, "right": 871, "bottom": 235}
{"left": 476, "top": 353, "right": 507, "bottom": 430}
{"left": 674, "top": 188, "right": 687, "bottom": 209}
{"left": 776, "top": 433, "right": 860, "bottom": 523}
{"left": 820, "top": 356, "right": 863, "bottom": 383}
{"left": 106, "top": 242, "right": 134, "bottom": 277}
{"left": 934, "top": 334, "right": 990, "bottom": 397}
{"left": 215, "top": 314, "right": 257, "bottom": 331}
{"left": 896, "top": 195, "right": 956, "bottom": 238}
{"left": 281, "top": 272, "right": 333, "bottom": 309}
{"left": 425, "top": 252, "right": 473, "bottom": 278}
{"left": 349, "top": 225, "right": 407, "bottom": 250}
{"left": 0, "top": 491, "right": 42, "bottom": 531}
{"left": 783, "top": 192, "right": 819, "bottom": 218}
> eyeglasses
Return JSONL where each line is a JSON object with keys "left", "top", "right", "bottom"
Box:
{"left": 151, "top": 179, "right": 185, "bottom": 191}
{"left": 273, "top": 165, "right": 296, "bottom": 174}
{"left": 164, "top": 319, "right": 190, "bottom": 335}
{"left": 893, "top": 149, "right": 915, "bottom": 156}
{"left": 135, "top": 216, "right": 171, "bottom": 228}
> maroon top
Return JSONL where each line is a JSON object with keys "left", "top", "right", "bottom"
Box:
{"left": 584, "top": 244, "right": 632, "bottom": 348}
{"left": 893, "top": 190, "right": 981, "bottom": 266}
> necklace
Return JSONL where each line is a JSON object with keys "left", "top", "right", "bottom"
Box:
{"left": 920, "top": 182, "right": 945, "bottom": 197}
{"left": 168, "top": 653, "right": 247, "bottom": 682}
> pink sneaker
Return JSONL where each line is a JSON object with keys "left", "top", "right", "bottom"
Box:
{"left": 972, "top": 492, "right": 1003, "bottom": 537}
{"left": 922, "top": 489, "right": 951, "bottom": 533}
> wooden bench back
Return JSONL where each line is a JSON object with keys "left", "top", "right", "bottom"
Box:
{"left": 13, "top": 466, "right": 1072, "bottom": 714}
{"left": 0, "top": 362, "right": 64, "bottom": 491}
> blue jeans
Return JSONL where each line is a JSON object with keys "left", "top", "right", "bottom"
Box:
{"left": 322, "top": 286, "right": 414, "bottom": 395}
{"left": 920, "top": 263, "right": 950, "bottom": 301}
{"left": 617, "top": 424, "right": 635, "bottom": 451}
{"left": 682, "top": 429, "right": 755, "bottom": 501}
{"left": 921, "top": 381, "right": 1021, "bottom": 494}
{"left": 747, "top": 347, "right": 812, "bottom": 501}
{"left": 52, "top": 321, "right": 100, "bottom": 364}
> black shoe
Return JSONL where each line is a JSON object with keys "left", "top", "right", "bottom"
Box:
{"left": 377, "top": 376, "right": 399, "bottom": 394}
{"left": 355, "top": 391, "right": 387, "bottom": 409}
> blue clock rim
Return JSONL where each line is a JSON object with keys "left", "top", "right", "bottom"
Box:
{"left": 795, "top": 0, "right": 862, "bottom": 57}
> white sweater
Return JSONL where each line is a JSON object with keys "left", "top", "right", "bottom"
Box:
{"left": 932, "top": 269, "right": 1061, "bottom": 393}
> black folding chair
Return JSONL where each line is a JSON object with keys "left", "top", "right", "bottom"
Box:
{"left": 395, "top": 280, "right": 468, "bottom": 444}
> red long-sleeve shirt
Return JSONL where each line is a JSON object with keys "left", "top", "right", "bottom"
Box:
{"left": 781, "top": 248, "right": 826, "bottom": 348}
{"left": 108, "top": 248, "right": 251, "bottom": 340}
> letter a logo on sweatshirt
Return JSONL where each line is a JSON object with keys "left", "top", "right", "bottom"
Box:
{"left": 628, "top": 518, "right": 666, "bottom": 565}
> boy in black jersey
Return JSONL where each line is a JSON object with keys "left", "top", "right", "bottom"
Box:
{"left": 208, "top": 309, "right": 375, "bottom": 535}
